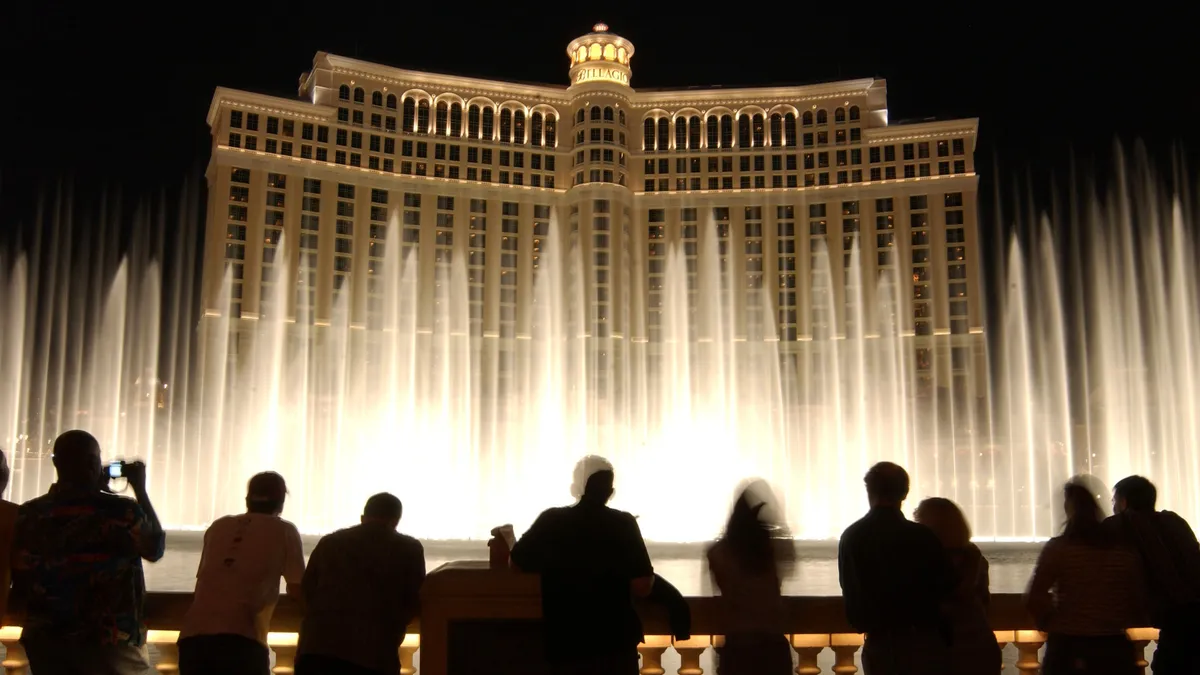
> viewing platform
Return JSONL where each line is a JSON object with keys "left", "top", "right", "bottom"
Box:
{"left": 0, "top": 561, "right": 1161, "bottom": 675}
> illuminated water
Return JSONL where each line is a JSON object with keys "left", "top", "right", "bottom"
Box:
{"left": 2, "top": 163, "right": 1197, "bottom": 541}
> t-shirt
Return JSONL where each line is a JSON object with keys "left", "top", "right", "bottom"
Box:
{"left": 12, "top": 489, "right": 165, "bottom": 646}
{"left": 180, "top": 513, "right": 305, "bottom": 644}
{"left": 297, "top": 522, "right": 426, "bottom": 674}
{"left": 509, "top": 501, "right": 653, "bottom": 662}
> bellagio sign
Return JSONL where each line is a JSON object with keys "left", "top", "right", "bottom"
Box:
{"left": 574, "top": 67, "right": 630, "bottom": 85}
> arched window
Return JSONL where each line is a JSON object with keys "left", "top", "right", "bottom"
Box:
{"left": 849, "top": 105, "right": 861, "bottom": 122}
{"left": 591, "top": 106, "right": 602, "bottom": 121}
{"left": 576, "top": 108, "right": 586, "bottom": 124}
{"left": 835, "top": 107, "right": 846, "bottom": 123}
{"left": 372, "top": 91, "right": 383, "bottom": 107}
{"left": 435, "top": 102, "right": 449, "bottom": 135}
{"left": 802, "top": 111, "right": 814, "bottom": 126}
{"left": 545, "top": 114, "right": 557, "bottom": 146}
{"left": 468, "top": 105, "right": 481, "bottom": 138}
{"left": 770, "top": 114, "right": 783, "bottom": 146}
{"left": 689, "top": 116, "right": 701, "bottom": 149}
{"left": 386, "top": 93, "right": 397, "bottom": 110}
{"left": 338, "top": 85, "right": 350, "bottom": 100}
{"left": 499, "top": 109, "right": 512, "bottom": 143}
{"left": 657, "top": 118, "right": 669, "bottom": 152}
{"left": 784, "top": 113, "right": 797, "bottom": 147}
{"left": 604, "top": 106, "right": 614, "bottom": 122}
{"left": 816, "top": 109, "right": 828, "bottom": 125}
{"left": 643, "top": 118, "right": 655, "bottom": 151}
{"left": 513, "top": 110, "right": 526, "bottom": 144}
{"left": 450, "top": 103, "right": 463, "bottom": 137}
{"left": 738, "top": 115, "right": 751, "bottom": 148}
{"left": 720, "top": 115, "right": 733, "bottom": 148}
{"left": 354, "top": 87, "right": 365, "bottom": 104}
{"left": 752, "top": 114, "right": 765, "bottom": 147}
{"left": 482, "top": 107, "right": 495, "bottom": 140}
{"left": 417, "top": 100, "right": 430, "bottom": 133}
{"left": 707, "top": 116, "right": 719, "bottom": 148}
{"left": 531, "top": 112, "right": 544, "bottom": 146}
{"left": 675, "top": 118, "right": 687, "bottom": 149}
{"left": 403, "top": 98, "right": 417, "bottom": 131}
{"left": 619, "top": 110, "right": 626, "bottom": 125}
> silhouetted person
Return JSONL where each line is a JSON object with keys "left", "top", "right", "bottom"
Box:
{"left": 10, "top": 430, "right": 165, "bottom": 674}
{"left": 296, "top": 493, "right": 426, "bottom": 675}
{"left": 510, "top": 456, "right": 654, "bottom": 675}
{"left": 1027, "top": 480, "right": 1145, "bottom": 675}
{"left": 0, "top": 449, "right": 17, "bottom": 622}
{"left": 1106, "top": 475, "right": 1200, "bottom": 674}
{"left": 838, "top": 462, "right": 953, "bottom": 675}
{"left": 178, "top": 472, "right": 305, "bottom": 675}
{"left": 707, "top": 480, "right": 794, "bottom": 675}
{"left": 913, "top": 497, "right": 1000, "bottom": 675}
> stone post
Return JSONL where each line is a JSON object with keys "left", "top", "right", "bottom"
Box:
{"left": 830, "top": 633, "right": 863, "bottom": 675}
{"left": 0, "top": 627, "right": 27, "bottom": 675}
{"left": 791, "top": 633, "right": 829, "bottom": 675}
{"left": 673, "top": 635, "right": 709, "bottom": 675}
{"left": 1126, "top": 627, "right": 1159, "bottom": 675}
{"left": 638, "top": 635, "right": 671, "bottom": 675}
{"left": 400, "top": 633, "right": 420, "bottom": 675}
{"left": 993, "top": 631, "right": 1014, "bottom": 674}
{"left": 1014, "top": 630, "right": 1046, "bottom": 675}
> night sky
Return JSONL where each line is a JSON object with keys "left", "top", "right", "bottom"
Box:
{"left": 1, "top": 5, "right": 1195, "bottom": 237}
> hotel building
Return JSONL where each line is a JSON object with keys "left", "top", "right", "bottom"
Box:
{"left": 202, "top": 24, "right": 983, "bottom": 396}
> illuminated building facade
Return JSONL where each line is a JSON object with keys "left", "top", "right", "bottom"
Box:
{"left": 202, "top": 24, "right": 982, "bottom": 395}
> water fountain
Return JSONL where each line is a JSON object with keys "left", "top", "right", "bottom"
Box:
{"left": 1, "top": 163, "right": 1197, "bottom": 543}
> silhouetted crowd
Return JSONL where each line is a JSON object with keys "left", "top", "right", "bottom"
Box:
{"left": 1, "top": 431, "right": 1198, "bottom": 675}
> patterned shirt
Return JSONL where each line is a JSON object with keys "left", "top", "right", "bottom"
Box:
{"left": 12, "top": 488, "right": 165, "bottom": 646}
{"left": 1028, "top": 536, "right": 1146, "bottom": 636}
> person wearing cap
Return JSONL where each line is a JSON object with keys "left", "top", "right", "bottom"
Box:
{"left": 10, "top": 430, "right": 165, "bottom": 675}
{"left": 296, "top": 492, "right": 425, "bottom": 675}
{"left": 510, "top": 456, "right": 655, "bottom": 675}
{"left": 178, "top": 471, "right": 305, "bottom": 675}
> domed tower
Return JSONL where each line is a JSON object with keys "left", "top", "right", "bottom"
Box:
{"left": 564, "top": 24, "right": 636, "bottom": 353}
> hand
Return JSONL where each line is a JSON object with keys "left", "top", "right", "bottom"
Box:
{"left": 124, "top": 460, "right": 148, "bottom": 493}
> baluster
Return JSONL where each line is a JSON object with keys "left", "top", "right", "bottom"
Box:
{"left": 792, "top": 633, "right": 829, "bottom": 675}
{"left": 830, "top": 634, "right": 863, "bottom": 675}
{"left": 673, "top": 635, "right": 709, "bottom": 675}
{"left": 269, "top": 633, "right": 298, "bottom": 675}
{"left": 400, "top": 633, "right": 420, "bottom": 675}
{"left": 1013, "top": 630, "right": 1046, "bottom": 675}
{"left": 993, "top": 631, "right": 1015, "bottom": 674}
{"left": 146, "top": 630, "right": 180, "bottom": 674}
{"left": 638, "top": 635, "right": 671, "bottom": 675}
{"left": 0, "top": 627, "right": 28, "bottom": 675}
{"left": 1126, "top": 628, "right": 1158, "bottom": 675}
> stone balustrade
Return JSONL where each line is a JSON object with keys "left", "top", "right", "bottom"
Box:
{"left": 0, "top": 560, "right": 1161, "bottom": 675}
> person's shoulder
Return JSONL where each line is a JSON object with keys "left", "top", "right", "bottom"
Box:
{"left": 392, "top": 531, "right": 424, "bottom": 554}
{"left": 839, "top": 513, "right": 870, "bottom": 540}
{"left": 94, "top": 491, "right": 143, "bottom": 516}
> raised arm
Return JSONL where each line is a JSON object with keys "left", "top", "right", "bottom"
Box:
{"left": 125, "top": 462, "right": 165, "bottom": 562}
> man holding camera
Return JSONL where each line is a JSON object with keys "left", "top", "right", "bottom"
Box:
{"left": 10, "top": 429, "right": 165, "bottom": 674}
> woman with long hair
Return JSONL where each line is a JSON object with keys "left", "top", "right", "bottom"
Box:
{"left": 706, "top": 480, "right": 794, "bottom": 675}
{"left": 914, "top": 497, "right": 1001, "bottom": 675}
{"left": 1025, "top": 479, "right": 1147, "bottom": 675}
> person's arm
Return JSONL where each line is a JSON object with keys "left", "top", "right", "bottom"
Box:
{"left": 124, "top": 462, "right": 165, "bottom": 562}
{"left": 977, "top": 554, "right": 992, "bottom": 607}
{"left": 1025, "top": 539, "right": 1058, "bottom": 623}
{"left": 838, "top": 535, "right": 866, "bottom": 632}
{"left": 282, "top": 524, "right": 305, "bottom": 599}
{"left": 509, "top": 511, "right": 550, "bottom": 573}
{"left": 399, "top": 540, "right": 426, "bottom": 623}
{"left": 301, "top": 539, "right": 326, "bottom": 612}
{"left": 623, "top": 514, "right": 655, "bottom": 598}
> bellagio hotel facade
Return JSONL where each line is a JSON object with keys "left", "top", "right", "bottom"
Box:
{"left": 202, "top": 24, "right": 983, "bottom": 395}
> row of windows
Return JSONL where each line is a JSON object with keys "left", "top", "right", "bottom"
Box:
{"left": 644, "top": 160, "right": 968, "bottom": 192}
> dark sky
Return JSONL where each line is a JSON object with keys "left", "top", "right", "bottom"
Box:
{"left": 1, "top": 4, "right": 1195, "bottom": 224}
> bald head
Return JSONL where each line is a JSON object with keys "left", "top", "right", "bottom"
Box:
{"left": 52, "top": 430, "right": 103, "bottom": 489}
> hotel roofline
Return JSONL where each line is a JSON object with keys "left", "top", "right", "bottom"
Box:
{"left": 211, "top": 51, "right": 977, "bottom": 137}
